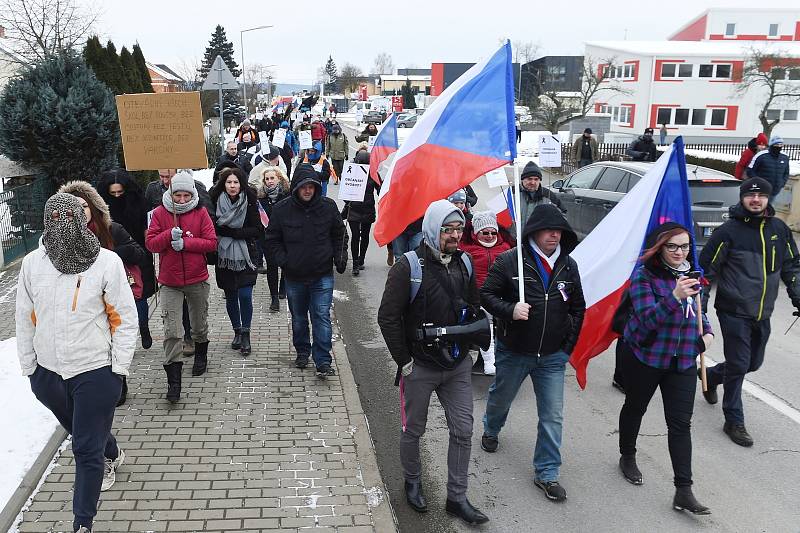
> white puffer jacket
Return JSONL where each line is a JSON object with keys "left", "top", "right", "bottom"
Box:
{"left": 16, "top": 245, "right": 138, "bottom": 379}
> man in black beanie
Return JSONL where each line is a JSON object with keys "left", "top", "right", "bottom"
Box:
{"left": 699, "top": 176, "right": 800, "bottom": 447}
{"left": 513, "top": 161, "right": 564, "bottom": 232}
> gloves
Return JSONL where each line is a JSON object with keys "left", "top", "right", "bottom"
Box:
{"left": 171, "top": 237, "right": 184, "bottom": 251}
{"left": 171, "top": 227, "right": 183, "bottom": 240}
{"left": 793, "top": 310, "right": 800, "bottom": 317}
{"left": 335, "top": 260, "right": 347, "bottom": 274}
{"left": 401, "top": 360, "right": 414, "bottom": 377}
{"left": 215, "top": 225, "right": 236, "bottom": 238}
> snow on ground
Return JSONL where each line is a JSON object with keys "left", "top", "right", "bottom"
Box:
{"left": 0, "top": 337, "right": 60, "bottom": 513}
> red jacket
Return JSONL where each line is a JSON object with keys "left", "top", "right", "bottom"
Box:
{"left": 461, "top": 232, "right": 512, "bottom": 288}
{"left": 735, "top": 147, "right": 756, "bottom": 179}
{"left": 145, "top": 205, "right": 217, "bottom": 287}
{"left": 311, "top": 122, "right": 326, "bottom": 141}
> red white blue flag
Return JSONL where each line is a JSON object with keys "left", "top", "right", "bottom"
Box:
{"left": 369, "top": 114, "right": 399, "bottom": 186}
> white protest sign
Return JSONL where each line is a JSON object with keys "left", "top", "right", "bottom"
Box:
{"left": 367, "top": 136, "right": 377, "bottom": 152}
{"left": 272, "top": 128, "right": 287, "bottom": 148}
{"left": 538, "top": 135, "right": 562, "bottom": 167}
{"left": 486, "top": 167, "right": 509, "bottom": 188}
{"left": 258, "top": 131, "right": 268, "bottom": 146}
{"left": 338, "top": 163, "right": 370, "bottom": 201}
{"left": 291, "top": 112, "right": 299, "bottom": 122}
{"left": 355, "top": 109, "right": 364, "bottom": 123}
{"left": 299, "top": 130, "right": 313, "bottom": 150}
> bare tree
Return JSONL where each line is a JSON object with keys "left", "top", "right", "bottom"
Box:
{"left": 372, "top": 52, "right": 394, "bottom": 75}
{"left": 0, "top": 0, "right": 98, "bottom": 63}
{"left": 535, "top": 56, "right": 630, "bottom": 133}
{"left": 512, "top": 39, "right": 538, "bottom": 65}
{"left": 175, "top": 57, "right": 203, "bottom": 91}
{"left": 245, "top": 62, "right": 275, "bottom": 110}
{"left": 338, "top": 62, "right": 364, "bottom": 94}
{"left": 736, "top": 47, "right": 800, "bottom": 138}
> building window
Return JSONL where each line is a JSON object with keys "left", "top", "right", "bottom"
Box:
{"left": 678, "top": 64, "right": 693, "bottom": 77}
{"left": 660, "top": 63, "right": 692, "bottom": 78}
{"left": 691, "top": 109, "right": 707, "bottom": 125}
{"left": 715, "top": 64, "right": 732, "bottom": 79}
{"left": 725, "top": 23, "right": 736, "bottom": 36}
{"left": 769, "top": 24, "right": 779, "bottom": 37}
{"left": 656, "top": 108, "right": 672, "bottom": 125}
{"left": 788, "top": 69, "right": 800, "bottom": 80}
{"left": 656, "top": 107, "right": 727, "bottom": 127}
{"left": 710, "top": 109, "right": 727, "bottom": 126}
{"left": 598, "top": 104, "right": 632, "bottom": 125}
{"left": 674, "top": 108, "right": 690, "bottom": 125}
{"left": 699, "top": 64, "right": 732, "bottom": 79}
{"left": 603, "top": 64, "right": 635, "bottom": 81}
{"left": 766, "top": 109, "right": 781, "bottom": 121}
{"left": 661, "top": 63, "right": 677, "bottom": 78}
{"left": 784, "top": 110, "right": 798, "bottom": 121}
{"left": 699, "top": 64, "right": 714, "bottom": 78}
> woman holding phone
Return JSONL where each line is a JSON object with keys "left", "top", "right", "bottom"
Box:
{"left": 617, "top": 222, "right": 714, "bottom": 515}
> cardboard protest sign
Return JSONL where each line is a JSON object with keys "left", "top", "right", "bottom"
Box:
{"left": 116, "top": 92, "right": 207, "bottom": 170}
{"left": 538, "top": 135, "right": 562, "bottom": 167}
{"left": 299, "top": 130, "right": 313, "bottom": 150}
{"left": 338, "top": 163, "right": 370, "bottom": 202}
{"left": 272, "top": 129, "right": 287, "bottom": 148}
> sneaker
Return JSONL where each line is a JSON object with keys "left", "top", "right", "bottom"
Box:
{"left": 480, "top": 433, "right": 498, "bottom": 453}
{"left": 723, "top": 422, "right": 754, "bottom": 447}
{"left": 76, "top": 527, "right": 92, "bottom": 533}
{"left": 534, "top": 479, "right": 567, "bottom": 502}
{"left": 101, "top": 448, "right": 125, "bottom": 491}
{"left": 316, "top": 366, "right": 336, "bottom": 379}
{"left": 483, "top": 363, "right": 496, "bottom": 376}
{"left": 295, "top": 354, "right": 310, "bottom": 369}
{"left": 698, "top": 368, "right": 718, "bottom": 404}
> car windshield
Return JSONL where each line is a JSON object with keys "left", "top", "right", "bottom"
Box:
{"left": 688, "top": 180, "right": 740, "bottom": 206}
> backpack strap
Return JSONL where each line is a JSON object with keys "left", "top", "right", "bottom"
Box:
{"left": 404, "top": 251, "right": 423, "bottom": 304}
{"left": 460, "top": 253, "right": 473, "bottom": 279}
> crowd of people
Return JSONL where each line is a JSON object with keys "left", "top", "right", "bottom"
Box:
{"left": 14, "top": 110, "right": 800, "bottom": 531}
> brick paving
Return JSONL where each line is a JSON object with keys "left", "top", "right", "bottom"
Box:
{"left": 13, "top": 270, "right": 395, "bottom": 533}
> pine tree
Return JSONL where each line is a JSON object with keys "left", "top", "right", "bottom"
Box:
{"left": 199, "top": 25, "right": 240, "bottom": 79}
{"left": 324, "top": 56, "right": 338, "bottom": 94}
{"left": 401, "top": 78, "right": 416, "bottom": 109}
{"left": 119, "top": 46, "right": 140, "bottom": 93}
{"left": 0, "top": 52, "right": 120, "bottom": 186}
{"left": 132, "top": 43, "right": 154, "bottom": 92}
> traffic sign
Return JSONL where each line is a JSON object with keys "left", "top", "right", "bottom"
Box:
{"left": 201, "top": 55, "right": 239, "bottom": 91}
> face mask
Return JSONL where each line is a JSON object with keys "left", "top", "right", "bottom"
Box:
{"left": 643, "top": 134, "right": 653, "bottom": 142}
{"left": 769, "top": 145, "right": 782, "bottom": 155}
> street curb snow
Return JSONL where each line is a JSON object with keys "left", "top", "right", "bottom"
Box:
{"left": 0, "top": 426, "right": 67, "bottom": 533}
{"left": 331, "top": 312, "right": 399, "bottom": 532}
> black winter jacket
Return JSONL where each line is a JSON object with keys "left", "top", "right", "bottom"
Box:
{"left": 747, "top": 149, "right": 790, "bottom": 194}
{"left": 700, "top": 203, "right": 800, "bottom": 320}
{"left": 627, "top": 137, "right": 659, "bottom": 162}
{"left": 264, "top": 167, "right": 347, "bottom": 281}
{"left": 209, "top": 186, "right": 264, "bottom": 291}
{"left": 481, "top": 205, "right": 586, "bottom": 356}
{"left": 378, "top": 243, "right": 480, "bottom": 368}
{"left": 345, "top": 150, "right": 377, "bottom": 224}
{"left": 111, "top": 222, "right": 144, "bottom": 266}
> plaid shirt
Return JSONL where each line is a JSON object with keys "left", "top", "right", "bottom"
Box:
{"left": 624, "top": 265, "right": 712, "bottom": 370}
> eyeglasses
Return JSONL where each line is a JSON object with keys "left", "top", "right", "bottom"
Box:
{"left": 664, "top": 243, "right": 691, "bottom": 252}
{"left": 440, "top": 226, "right": 465, "bottom": 235}
{"left": 479, "top": 230, "right": 498, "bottom": 236}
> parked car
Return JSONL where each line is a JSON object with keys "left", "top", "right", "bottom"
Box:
{"left": 398, "top": 115, "right": 418, "bottom": 128}
{"left": 395, "top": 112, "right": 415, "bottom": 123}
{"left": 364, "top": 109, "right": 387, "bottom": 124}
{"left": 550, "top": 161, "right": 741, "bottom": 248}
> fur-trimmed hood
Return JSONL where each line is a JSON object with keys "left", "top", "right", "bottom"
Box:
{"left": 58, "top": 180, "right": 112, "bottom": 229}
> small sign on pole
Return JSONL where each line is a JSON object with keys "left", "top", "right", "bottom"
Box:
{"left": 367, "top": 135, "right": 377, "bottom": 152}
{"left": 486, "top": 167, "right": 509, "bottom": 188}
{"left": 538, "top": 135, "right": 562, "bottom": 167}
{"left": 338, "top": 163, "right": 370, "bottom": 201}
{"left": 258, "top": 131, "right": 268, "bottom": 146}
{"left": 299, "top": 130, "right": 313, "bottom": 150}
{"left": 272, "top": 129, "right": 287, "bottom": 149}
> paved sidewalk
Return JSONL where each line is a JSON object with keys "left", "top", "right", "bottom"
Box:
{"left": 15, "top": 271, "right": 395, "bottom": 533}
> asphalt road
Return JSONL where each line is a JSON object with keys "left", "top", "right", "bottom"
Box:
{"left": 328, "top": 119, "right": 800, "bottom": 533}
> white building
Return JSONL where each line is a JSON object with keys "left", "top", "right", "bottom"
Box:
{"left": 587, "top": 8, "right": 800, "bottom": 143}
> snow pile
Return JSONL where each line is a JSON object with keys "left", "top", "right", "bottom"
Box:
{"left": 0, "top": 337, "right": 59, "bottom": 512}
{"left": 193, "top": 168, "right": 214, "bottom": 191}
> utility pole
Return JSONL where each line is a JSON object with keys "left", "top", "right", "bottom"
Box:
{"left": 240, "top": 25, "right": 273, "bottom": 117}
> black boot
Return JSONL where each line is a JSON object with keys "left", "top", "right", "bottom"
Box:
{"left": 139, "top": 323, "right": 152, "bottom": 349}
{"left": 404, "top": 480, "right": 427, "bottom": 513}
{"left": 270, "top": 296, "right": 280, "bottom": 312}
{"left": 164, "top": 362, "right": 182, "bottom": 403}
{"left": 673, "top": 486, "right": 710, "bottom": 515}
{"left": 445, "top": 498, "right": 489, "bottom": 525}
{"left": 352, "top": 263, "right": 360, "bottom": 276}
{"left": 116, "top": 376, "right": 128, "bottom": 407}
{"left": 619, "top": 454, "right": 643, "bottom": 485}
{"left": 240, "top": 329, "right": 251, "bottom": 357}
{"left": 231, "top": 328, "right": 242, "bottom": 349}
{"left": 192, "top": 341, "right": 209, "bottom": 376}
{"left": 358, "top": 257, "right": 366, "bottom": 270}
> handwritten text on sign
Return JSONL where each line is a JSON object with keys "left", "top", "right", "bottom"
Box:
{"left": 116, "top": 92, "right": 207, "bottom": 170}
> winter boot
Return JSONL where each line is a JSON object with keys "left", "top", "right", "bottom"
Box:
{"left": 230, "top": 328, "right": 242, "bottom": 350}
{"left": 191, "top": 341, "right": 209, "bottom": 376}
{"left": 358, "top": 257, "right": 366, "bottom": 270}
{"left": 673, "top": 486, "right": 710, "bottom": 515}
{"left": 270, "top": 295, "right": 280, "bottom": 312}
{"left": 164, "top": 362, "right": 182, "bottom": 403}
{"left": 352, "top": 263, "right": 360, "bottom": 276}
{"left": 240, "top": 329, "right": 251, "bottom": 357}
{"left": 619, "top": 454, "right": 643, "bottom": 485}
{"left": 116, "top": 376, "right": 128, "bottom": 407}
{"left": 139, "top": 322, "right": 152, "bottom": 349}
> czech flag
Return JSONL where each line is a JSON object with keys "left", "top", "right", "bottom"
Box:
{"left": 486, "top": 188, "right": 515, "bottom": 228}
{"left": 369, "top": 114, "right": 399, "bottom": 186}
{"left": 569, "top": 137, "right": 697, "bottom": 388}
{"left": 374, "top": 41, "right": 517, "bottom": 246}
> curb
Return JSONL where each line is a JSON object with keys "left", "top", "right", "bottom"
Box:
{"left": 331, "top": 314, "right": 398, "bottom": 532}
{"left": 0, "top": 426, "right": 67, "bottom": 532}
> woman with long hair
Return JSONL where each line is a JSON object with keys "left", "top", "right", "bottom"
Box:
{"left": 97, "top": 170, "right": 157, "bottom": 350}
{"left": 617, "top": 222, "right": 714, "bottom": 515}
{"left": 60, "top": 180, "right": 146, "bottom": 407}
{"left": 210, "top": 167, "right": 264, "bottom": 356}
{"left": 256, "top": 165, "right": 289, "bottom": 311}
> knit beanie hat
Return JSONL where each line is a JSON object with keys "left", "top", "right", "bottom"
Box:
{"left": 471, "top": 211, "right": 498, "bottom": 234}
{"left": 170, "top": 171, "right": 196, "bottom": 195}
{"left": 521, "top": 161, "right": 543, "bottom": 179}
{"left": 740, "top": 176, "right": 772, "bottom": 197}
{"left": 769, "top": 135, "right": 784, "bottom": 146}
{"left": 443, "top": 209, "right": 466, "bottom": 226}
{"left": 756, "top": 133, "right": 768, "bottom": 145}
{"left": 447, "top": 189, "right": 467, "bottom": 203}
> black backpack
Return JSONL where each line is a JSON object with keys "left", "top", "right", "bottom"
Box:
{"left": 611, "top": 289, "right": 632, "bottom": 336}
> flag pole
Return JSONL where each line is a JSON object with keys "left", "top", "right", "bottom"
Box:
{"left": 513, "top": 162, "right": 525, "bottom": 303}
{"left": 695, "top": 289, "right": 707, "bottom": 392}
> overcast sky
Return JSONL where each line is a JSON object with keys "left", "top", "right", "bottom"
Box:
{"left": 98, "top": 0, "right": 794, "bottom": 85}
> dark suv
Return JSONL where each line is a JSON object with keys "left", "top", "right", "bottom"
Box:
{"left": 550, "top": 161, "right": 741, "bottom": 248}
{"left": 364, "top": 110, "right": 387, "bottom": 124}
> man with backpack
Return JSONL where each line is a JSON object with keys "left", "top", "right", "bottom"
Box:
{"left": 377, "top": 200, "right": 489, "bottom": 526}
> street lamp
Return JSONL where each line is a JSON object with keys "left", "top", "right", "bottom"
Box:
{"left": 240, "top": 25, "right": 273, "bottom": 116}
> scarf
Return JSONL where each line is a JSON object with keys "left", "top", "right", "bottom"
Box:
{"left": 478, "top": 236, "right": 498, "bottom": 248}
{"left": 42, "top": 193, "right": 100, "bottom": 274}
{"left": 216, "top": 193, "right": 255, "bottom": 271}
{"left": 265, "top": 183, "right": 283, "bottom": 202}
{"left": 162, "top": 189, "right": 199, "bottom": 215}
{"left": 659, "top": 257, "right": 691, "bottom": 278}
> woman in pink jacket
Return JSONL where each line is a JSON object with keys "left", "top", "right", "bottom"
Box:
{"left": 145, "top": 172, "right": 217, "bottom": 403}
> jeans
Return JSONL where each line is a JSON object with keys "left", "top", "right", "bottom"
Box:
{"left": 348, "top": 221, "right": 372, "bottom": 265}
{"left": 29, "top": 365, "right": 121, "bottom": 532}
{"left": 483, "top": 343, "right": 569, "bottom": 482}
{"left": 706, "top": 312, "right": 770, "bottom": 425}
{"left": 321, "top": 180, "right": 329, "bottom": 197}
{"left": 285, "top": 275, "right": 334, "bottom": 369}
{"left": 579, "top": 158, "right": 593, "bottom": 168}
{"left": 135, "top": 298, "right": 148, "bottom": 326}
{"left": 660, "top": 134, "right": 667, "bottom": 146}
{"left": 618, "top": 345, "right": 696, "bottom": 487}
{"left": 255, "top": 239, "right": 267, "bottom": 268}
{"left": 225, "top": 285, "right": 254, "bottom": 329}
{"left": 392, "top": 230, "right": 424, "bottom": 261}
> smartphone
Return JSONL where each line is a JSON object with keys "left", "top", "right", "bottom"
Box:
{"left": 686, "top": 271, "right": 702, "bottom": 280}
